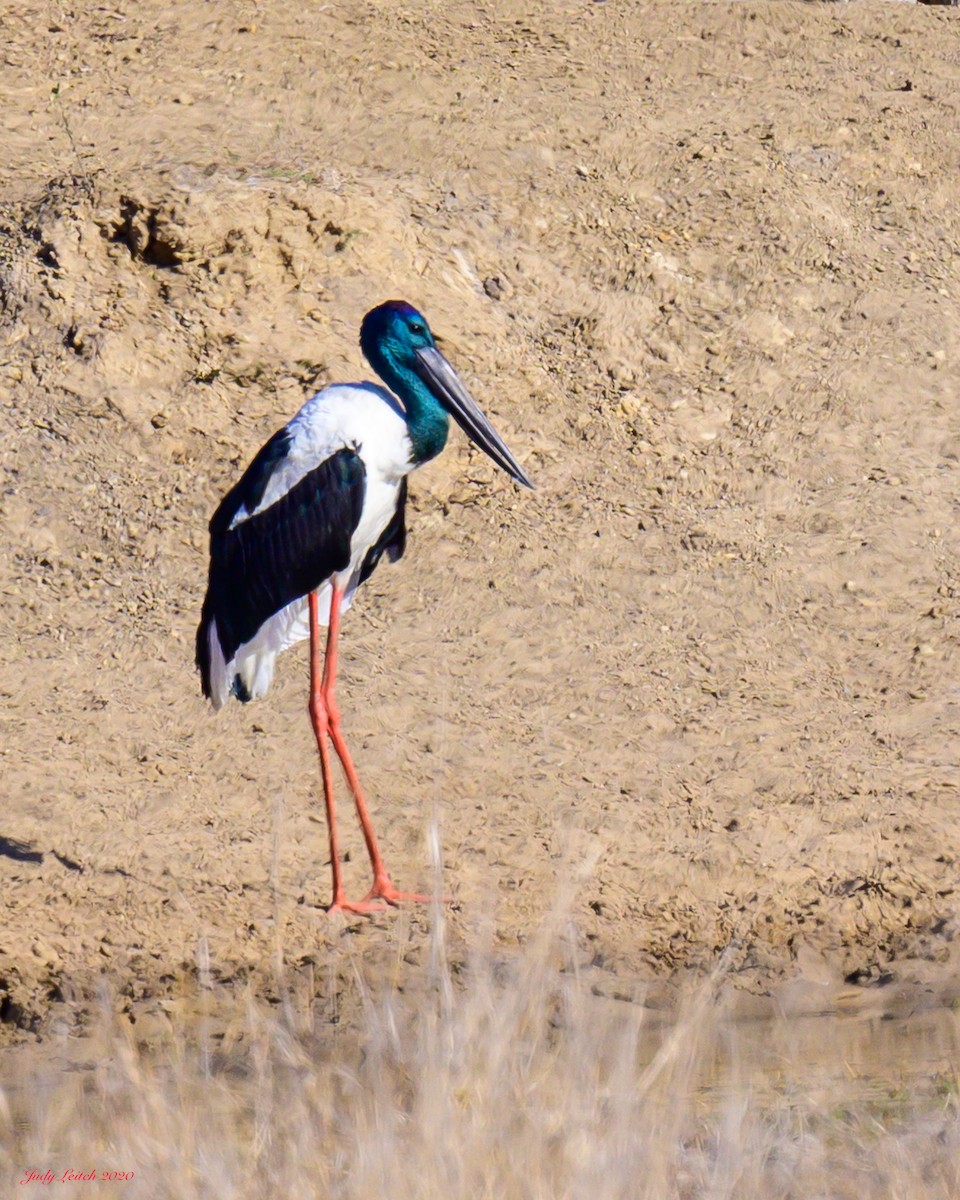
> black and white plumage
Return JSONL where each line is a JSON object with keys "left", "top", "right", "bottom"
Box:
{"left": 196, "top": 300, "right": 531, "bottom": 914}
{"left": 196, "top": 384, "right": 411, "bottom": 708}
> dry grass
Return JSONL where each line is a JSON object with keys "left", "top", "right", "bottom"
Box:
{"left": 3, "top": 898, "right": 959, "bottom": 1200}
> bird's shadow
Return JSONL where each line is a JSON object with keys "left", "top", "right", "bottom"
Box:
{"left": 0, "top": 835, "right": 44, "bottom": 865}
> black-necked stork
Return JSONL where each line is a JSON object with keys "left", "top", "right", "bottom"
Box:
{"left": 196, "top": 300, "right": 531, "bottom": 915}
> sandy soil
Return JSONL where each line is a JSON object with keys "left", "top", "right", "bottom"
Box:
{"left": 2, "top": 0, "right": 960, "bottom": 1040}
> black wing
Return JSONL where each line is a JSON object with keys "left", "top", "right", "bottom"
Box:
{"left": 208, "top": 426, "right": 293, "bottom": 536}
{"left": 196, "top": 447, "right": 366, "bottom": 697}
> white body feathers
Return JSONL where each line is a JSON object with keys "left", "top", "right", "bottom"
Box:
{"left": 204, "top": 383, "right": 413, "bottom": 709}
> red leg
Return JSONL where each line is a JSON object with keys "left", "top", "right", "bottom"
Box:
{"left": 322, "top": 586, "right": 432, "bottom": 906}
{"left": 308, "top": 591, "right": 387, "bottom": 915}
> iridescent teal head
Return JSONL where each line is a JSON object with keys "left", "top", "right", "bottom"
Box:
{"left": 359, "top": 300, "right": 532, "bottom": 488}
{"left": 360, "top": 300, "right": 436, "bottom": 374}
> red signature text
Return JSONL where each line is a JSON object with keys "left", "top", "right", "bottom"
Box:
{"left": 19, "top": 1169, "right": 135, "bottom": 1184}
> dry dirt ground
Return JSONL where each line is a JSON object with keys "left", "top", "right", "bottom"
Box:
{"left": 1, "top": 0, "right": 960, "bottom": 1041}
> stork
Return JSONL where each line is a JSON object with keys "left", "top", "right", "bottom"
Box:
{"left": 196, "top": 300, "right": 531, "bottom": 914}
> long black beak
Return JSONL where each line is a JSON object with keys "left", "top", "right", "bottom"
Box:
{"left": 415, "top": 346, "right": 533, "bottom": 489}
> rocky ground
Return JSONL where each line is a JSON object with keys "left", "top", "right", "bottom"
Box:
{"left": 2, "top": 0, "right": 960, "bottom": 1042}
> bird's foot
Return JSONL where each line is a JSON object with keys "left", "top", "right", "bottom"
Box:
{"left": 326, "top": 892, "right": 390, "bottom": 916}
{"left": 364, "top": 873, "right": 443, "bottom": 906}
